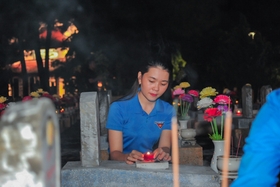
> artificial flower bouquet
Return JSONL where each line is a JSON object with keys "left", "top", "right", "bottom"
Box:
{"left": 197, "top": 87, "right": 231, "bottom": 140}
{"left": 172, "top": 82, "right": 199, "bottom": 120}
{"left": 22, "top": 88, "right": 55, "bottom": 101}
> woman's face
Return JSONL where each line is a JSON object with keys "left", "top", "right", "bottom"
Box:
{"left": 138, "top": 66, "right": 169, "bottom": 102}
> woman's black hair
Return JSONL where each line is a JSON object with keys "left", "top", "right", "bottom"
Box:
{"left": 114, "top": 55, "right": 173, "bottom": 103}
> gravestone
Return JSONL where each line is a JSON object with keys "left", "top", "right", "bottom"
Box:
{"left": 260, "top": 85, "right": 272, "bottom": 106}
{"left": 80, "top": 92, "right": 101, "bottom": 167}
{"left": 62, "top": 92, "right": 220, "bottom": 187}
{"left": 241, "top": 84, "right": 253, "bottom": 118}
{"left": 107, "top": 90, "right": 112, "bottom": 105}
{"left": 0, "top": 98, "right": 60, "bottom": 187}
{"left": 98, "top": 90, "right": 111, "bottom": 135}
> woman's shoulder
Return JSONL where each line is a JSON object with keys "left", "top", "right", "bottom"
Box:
{"left": 110, "top": 95, "right": 136, "bottom": 108}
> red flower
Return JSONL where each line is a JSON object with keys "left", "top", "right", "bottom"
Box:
{"left": 22, "top": 96, "right": 33, "bottom": 101}
{"left": 0, "top": 103, "right": 7, "bottom": 110}
{"left": 203, "top": 108, "right": 222, "bottom": 122}
{"left": 203, "top": 114, "right": 213, "bottom": 122}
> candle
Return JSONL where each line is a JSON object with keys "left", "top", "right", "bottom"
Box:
{"left": 144, "top": 152, "right": 154, "bottom": 161}
{"left": 236, "top": 109, "right": 242, "bottom": 115}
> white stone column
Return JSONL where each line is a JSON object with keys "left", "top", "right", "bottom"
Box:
{"left": 80, "top": 92, "right": 101, "bottom": 167}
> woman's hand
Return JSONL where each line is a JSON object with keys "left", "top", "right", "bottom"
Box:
{"left": 153, "top": 147, "right": 171, "bottom": 162}
{"left": 125, "top": 150, "right": 144, "bottom": 164}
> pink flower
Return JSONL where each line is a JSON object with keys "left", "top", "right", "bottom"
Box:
{"left": 172, "top": 88, "right": 185, "bottom": 96}
{"left": 188, "top": 90, "right": 199, "bottom": 97}
{"left": 213, "top": 94, "right": 231, "bottom": 105}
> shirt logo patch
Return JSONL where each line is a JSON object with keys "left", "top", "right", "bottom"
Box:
{"left": 155, "top": 121, "right": 164, "bottom": 129}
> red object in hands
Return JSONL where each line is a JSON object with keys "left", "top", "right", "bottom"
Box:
{"left": 144, "top": 152, "right": 154, "bottom": 161}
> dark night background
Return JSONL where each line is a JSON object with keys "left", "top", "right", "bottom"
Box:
{"left": 1, "top": 1, "right": 280, "bottom": 185}
{"left": 1, "top": 0, "right": 280, "bottom": 98}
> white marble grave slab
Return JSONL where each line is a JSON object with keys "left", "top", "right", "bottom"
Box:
{"left": 135, "top": 161, "right": 169, "bottom": 170}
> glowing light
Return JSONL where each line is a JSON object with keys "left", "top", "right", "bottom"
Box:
{"left": 236, "top": 109, "right": 242, "bottom": 116}
{"left": 97, "top": 81, "right": 102, "bottom": 88}
{"left": 58, "top": 78, "right": 65, "bottom": 98}
{"left": 60, "top": 108, "right": 65, "bottom": 113}
{"left": 248, "top": 32, "right": 256, "bottom": 39}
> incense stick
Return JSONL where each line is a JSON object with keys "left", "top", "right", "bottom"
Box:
{"left": 172, "top": 98, "right": 180, "bottom": 187}
{"left": 222, "top": 111, "right": 232, "bottom": 187}
{"left": 172, "top": 117, "right": 179, "bottom": 187}
{"left": 228, "top": 96, "right": 231, "bottom": 111}
{"left": 231, "top": 135, "right": 233, "bottom": 156}
{"left": 236, "top": 133, "right": 242, "bottom": 157}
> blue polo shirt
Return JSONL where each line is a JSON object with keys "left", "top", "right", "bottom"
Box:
{"left": 106, "top": 94, "right": 174, "bottom": 154}
{"left": 231, "top": 88, "right": 280, "bottom": 186}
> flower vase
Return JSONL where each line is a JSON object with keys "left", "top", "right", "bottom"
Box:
{"left": 211, "top": 140, "right": 224, "bottom": 173}
{"left": 178, "top": 118, "right": 189, "bottom": 130}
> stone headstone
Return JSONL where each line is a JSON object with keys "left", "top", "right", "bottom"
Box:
{"left": 80, "top": 92, "right": 101, "bottom": 167}
{"left": 260, "top": 85, "right": 272, "bottom": 106}
{"left": 107, "top": 90, "right": 112, "bottom": 105}
{"left": 98, "top": 90, "right": 111, "bottom": 135}
{"left": 0, "top": 98, "right": 60, "bottom": 187}
{"left": 242, "top": 84, "right": 253, "bottom": 118}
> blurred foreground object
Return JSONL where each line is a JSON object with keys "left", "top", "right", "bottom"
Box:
{"left": 0, "top": 98, "right": 60, "bottom": 187}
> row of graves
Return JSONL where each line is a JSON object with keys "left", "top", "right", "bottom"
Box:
{"left": 0, "top": 84, "right": 273, "bottom": 186}
{"left": 0, "top": 89, "right": 80, "bottom": 132}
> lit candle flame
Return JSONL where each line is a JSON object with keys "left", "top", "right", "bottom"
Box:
{"left": 97, "top": 81, "right": 102, "bottom": 88}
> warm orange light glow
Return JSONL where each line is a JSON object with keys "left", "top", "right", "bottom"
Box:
{"left": 236, "top": 100, "right": 239, "bottom": 104}
{"left": 97, "top": 81, "right": 102, "bottom": 88}
{"left": 8, "top": 84, "right": 12, "bottom": 97}
{"left": 172, "top": 102, "right": 181, "bottom": 106}
{"left": 11, "top": 48, "right": 69, "bottom": 73}
{"left": 58, "top": 78, "right": 65, "bottom": 97}
{"left": 49, "top": 77, "right": 56, "bottom": 87}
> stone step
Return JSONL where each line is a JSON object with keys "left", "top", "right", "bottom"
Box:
{"left": 61, "top": 161, "right": 220, "bottom": 187}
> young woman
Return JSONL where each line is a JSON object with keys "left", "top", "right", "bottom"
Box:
{"left": 106, "top": 58, "right": 174, "bottom": 164}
